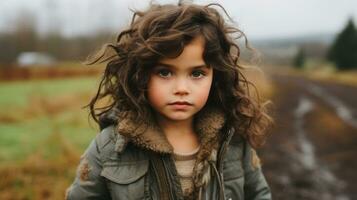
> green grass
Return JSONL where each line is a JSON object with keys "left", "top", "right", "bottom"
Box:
{"left": 0, "top": 77, "right": 99, "bottom": 109}
{"left": 0, "top": 112, "right": 96, "bottom": 162}
{"left": 0, "top": 77, "right": 100, "bottom": 163}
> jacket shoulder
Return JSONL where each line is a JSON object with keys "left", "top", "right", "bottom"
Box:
{"left": 94, "top": 125, "right": 128, "bottom": 162}
{"left": 225, "top": 136, "right": 261, "bottom": 170}
{"left": 95, "top": 125, "right": 147, "bottom": 163}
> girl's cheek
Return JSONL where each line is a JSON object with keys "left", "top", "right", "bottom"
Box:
{"left": 147, "top": 78, "right": 169, "bottom": 105}
{"left": 195, "top": 80, "right": 212, "bottom": 105}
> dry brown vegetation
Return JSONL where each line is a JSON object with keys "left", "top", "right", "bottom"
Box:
{"left": 241, "top": 65, "right": 275, "bottom": 105}
{"left": 0, "top": 92, "right": 92, "bottom": 124}
{"left": 0, "top": 65, "right": 103, "bottom": 81}
{"left": 0, "top": 134, "right": 81, "bottom": 200}
{"left": 0, "top": 130, "right": 86, "bottom": 199}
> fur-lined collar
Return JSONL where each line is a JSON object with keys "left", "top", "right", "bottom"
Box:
{"left": 115, "top": 106, "right": 226, "bottom": 155}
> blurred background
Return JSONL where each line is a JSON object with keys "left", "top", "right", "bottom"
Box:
{"left": 0, "top": 0, "right": 357, "bottom": 199}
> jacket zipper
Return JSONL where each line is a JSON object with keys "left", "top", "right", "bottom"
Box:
{"left": 217, "top": 128, "right": 235, "bottom": 200}
{"left": 150, "top": 153, "right": 172, "bottom": 200}
{"left": 161, "top": 155, "right": 178, "bottom": 200}
{"left": 218, "top": 128, "right": 234, "bottom": 172}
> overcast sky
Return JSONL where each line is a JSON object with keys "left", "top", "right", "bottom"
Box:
{"left": 0, "top": 0, "right": 356, "bottom": 40}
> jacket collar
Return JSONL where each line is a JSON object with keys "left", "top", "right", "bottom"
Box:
{"left": 114, "top": 105, "right": 226, "bottom": 155}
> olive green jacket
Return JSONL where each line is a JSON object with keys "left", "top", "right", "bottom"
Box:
{"left": 66, "top": 107, "right": 271, "bottom": 200}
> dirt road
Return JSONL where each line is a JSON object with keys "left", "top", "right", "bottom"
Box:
{"left": 261, "top": 73, "right": 357, "bottom": 200}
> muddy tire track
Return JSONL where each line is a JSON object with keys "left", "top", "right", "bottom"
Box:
{"left": 260, "top": 74, "right": 357, "bottom": 200}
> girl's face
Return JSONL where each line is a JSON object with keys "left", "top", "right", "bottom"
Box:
{"left": 147, "top": 36, "right": 213, "bottom": 122}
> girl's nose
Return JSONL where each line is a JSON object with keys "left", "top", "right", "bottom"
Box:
{"left": 173, "top": 78, "right": 189, "bottom": 95}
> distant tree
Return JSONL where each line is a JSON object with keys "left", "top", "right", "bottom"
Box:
{"left": 293, "top": 47, "right": 305, "bottom": 69}
{"left": 0, "top": 10, "right": 38, "bottom": 65}
{"left": 327, "top": 18, "right": 357, "bottom": 69}
{"left": 13, "top": 10, "right": 39, "bottom": 52}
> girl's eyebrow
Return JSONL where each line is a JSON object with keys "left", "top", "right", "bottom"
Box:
{"left": 156, "top": 63, "right": 208, "bottom": 69}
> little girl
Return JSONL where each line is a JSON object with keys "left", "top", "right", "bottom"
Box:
{"left": 67, "top": 2, "right": 272, "bottom": 200}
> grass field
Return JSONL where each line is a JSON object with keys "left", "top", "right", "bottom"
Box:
{"left": 0, "top": 77, "right": 101, "bottom": 199}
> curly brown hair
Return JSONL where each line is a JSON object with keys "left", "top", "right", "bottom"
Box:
{"left": 85, "top": 2, "right": 273, "bottom": 148}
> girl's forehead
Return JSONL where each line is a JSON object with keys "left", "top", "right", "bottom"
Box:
{"left": 159, "top": 36, "right": 205, "bottom": 63}
{"left": 154, "top": 62, "right": 209, "bottom": 70}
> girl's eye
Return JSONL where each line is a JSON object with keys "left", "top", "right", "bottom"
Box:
{"left": 155, "top": 69, "right": 206, "bottom": 79}
{"left": 191, "top": 70, "right": 206, "bottom": 78}
{"left": 157, "top": 69, "right": 172, "bottom": 78}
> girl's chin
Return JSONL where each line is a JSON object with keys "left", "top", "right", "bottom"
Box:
{"left": 162, "top": 113, "right": 194, "bottom": 122}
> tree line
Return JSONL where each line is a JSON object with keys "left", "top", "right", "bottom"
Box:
{"left": 0, "top": 11, "right": 113, "bottom": 66}
{"left": 294, "top": 18, "right": 357, "bottom": 70}
{"left": 0, "top": 31, "right": 112, "bottom": 66}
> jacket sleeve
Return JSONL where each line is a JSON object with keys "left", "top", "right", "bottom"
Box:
{"left": 242, "top": 141, "right": 272, "bottom": 200}
{"left": 65, "top": 136, "right": 111, "bottom": 200}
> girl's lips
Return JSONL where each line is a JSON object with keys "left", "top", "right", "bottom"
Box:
{"left": 168, "top": 102, "right": 192, "bottom": 109}
{"left": 168, "top": 101, "right": 192, "bottom": 105}
{"left": 169, "top": 104, "right": 191, "bottom": 109}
